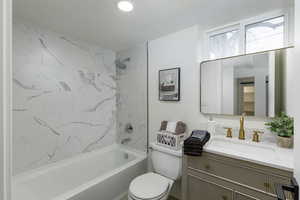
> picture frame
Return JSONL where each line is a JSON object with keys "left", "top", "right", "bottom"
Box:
{"left": 159, "top": 67, "right": 180, "bottom": 101}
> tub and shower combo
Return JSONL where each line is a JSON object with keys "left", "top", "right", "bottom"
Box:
{"left": 12, "top": 48, "right": 148, "bottom": 200}
{"left": 13, "top": 145, "right": 147, "bottom": 200}
{"left": 12, "top": 18, "right": 149, "bottom": 199}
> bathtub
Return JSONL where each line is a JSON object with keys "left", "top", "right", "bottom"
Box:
{"left": 12, "top": 144, "right": 147, "bottom": 200}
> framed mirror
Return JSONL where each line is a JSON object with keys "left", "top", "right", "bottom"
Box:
{"left": 200, "top": 47, "right": 292, "bottom": 117}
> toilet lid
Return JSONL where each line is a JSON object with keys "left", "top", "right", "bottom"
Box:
{"left": 129, "top": 173, "right": 171, "bottom": 199}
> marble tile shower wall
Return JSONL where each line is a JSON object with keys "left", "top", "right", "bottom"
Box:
{"left": 13, "top": 22, "right": 117, "bottom": 175}
{"left": 116, "top": 44, "right": 148, "bottom": 152}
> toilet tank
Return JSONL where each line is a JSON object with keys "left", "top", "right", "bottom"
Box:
{"left": 150, "top": 143, "right": 182, "bottom": 180}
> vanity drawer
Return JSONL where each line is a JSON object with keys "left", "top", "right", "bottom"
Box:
{"left": 187, "top": 174, "right": 234, "bottom": 200}
{"left": 187, "top": 153, "right": 269, "bottom": 192}
{"left": 235, "top": 192, "right": 260, "bottom": 200}
{"left": 186, "top": 168, "right": 277, "bottom": 200}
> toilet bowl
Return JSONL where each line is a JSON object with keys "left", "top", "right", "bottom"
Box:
{"left": 128, "top": 143, "right": 182, "bottom": 200}
{"left": 128, "top": 173, "right": 173, "bottom": 200}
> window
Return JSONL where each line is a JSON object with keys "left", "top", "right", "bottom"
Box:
{"left": 246, "top": 16, "right": 285, "bottom": 53}
{"left": 207, "top": 14, "right": 286, "bottom": 59}
{"left": 209, "top": 29, "right": 240, "bottom": 59}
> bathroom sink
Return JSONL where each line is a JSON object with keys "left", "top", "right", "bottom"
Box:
{"left": 204, "top": 136, "right": 294, "bottom": 171}
{"left": 206, "top": 137, "right": 278, "bottom": 162}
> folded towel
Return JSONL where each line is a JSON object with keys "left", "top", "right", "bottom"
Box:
{"left": 159, "top": 121, "right": 187, "bottom": 135}
{"left": 184, "top": 130, "right": 210, "bottom": 156}
{"left": 160, "top": 121, "right": 168, "bottom": 131}
{"left": 175, "top": 121, "right": 186, "bottom": 135}
{"left": 184, "top": 148, "right": 203, "bottom": 156}
{"left": 166, "top": 121, "right": 177, "bottom": 132}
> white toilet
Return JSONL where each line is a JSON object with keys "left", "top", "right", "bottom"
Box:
{"left": 128, "top": 142, "right": 182, "bottom": 200}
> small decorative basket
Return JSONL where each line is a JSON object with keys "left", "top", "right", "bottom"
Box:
{"left": 156, "top": 131, "right": 185, "bottom": 150}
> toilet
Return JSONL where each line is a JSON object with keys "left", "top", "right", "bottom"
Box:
{"left": 128, "top": 142, "right": 182, "bottom": 200}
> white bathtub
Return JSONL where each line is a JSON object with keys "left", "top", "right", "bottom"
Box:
{"left": 12, "top": 144, "right": 147, "bottom": 200}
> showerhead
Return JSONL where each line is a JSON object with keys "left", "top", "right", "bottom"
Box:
{"left": 115, "top": 57, "right": 130, "bottom": 69}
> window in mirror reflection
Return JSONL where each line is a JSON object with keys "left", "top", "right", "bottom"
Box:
{"left": 209, "top": 29, "right": 240, "bottom": 59}
{"left": 246, "top": 16, "right": 285, "bottom": 53}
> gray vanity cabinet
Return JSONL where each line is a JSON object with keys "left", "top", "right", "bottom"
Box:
{"left": 182, "top": 152, "right": 293, "bottom": 200}
{"left": 187, "top": 174, "right": 234, "bottom": 200}
{"left": 235, "top": 192, "right": 258, "bottom": 200}
{"left": 186, "top": 153, "right": 268, "bottom": 191}
{"left": 269, "top": 175, "right": 291, "bottom": 194}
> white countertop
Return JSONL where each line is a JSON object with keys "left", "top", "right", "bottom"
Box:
{"left": 203, "top": 136, "right": 294, "bottom": 172}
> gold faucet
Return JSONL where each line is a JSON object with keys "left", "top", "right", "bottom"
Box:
{"left": 224, "top": 127, "right": 233, "bottom": 138}
{"left": 239, "top": 115, "right": 245, "bottom": 140}
{"left": 252, "top": 130, "right": 264, "bottom": 142}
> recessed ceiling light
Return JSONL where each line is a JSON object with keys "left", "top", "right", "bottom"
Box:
{"left": 118, "top": 1, "right": 134, "bottom": 12}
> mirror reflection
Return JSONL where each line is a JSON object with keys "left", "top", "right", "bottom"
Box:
{"left": 200, "top": 48, "right": 290, "bottom": 117}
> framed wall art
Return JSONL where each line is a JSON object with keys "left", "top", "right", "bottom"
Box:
{"left": 159, "top": 68, "right": 180, "bottom": 101}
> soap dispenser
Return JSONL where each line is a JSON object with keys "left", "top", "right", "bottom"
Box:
{"left": 207, "top": 116, "right": 217, "bottom": 135}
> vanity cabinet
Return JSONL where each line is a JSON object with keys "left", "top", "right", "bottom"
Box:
{"left": 235, "top": 192, "right": 259, "bottom": 200}
{"left": 188, "top": 175, "right": 233, "bottom": 200}
{"left": 182, "top": 152, "right": 293, "bottom": 200}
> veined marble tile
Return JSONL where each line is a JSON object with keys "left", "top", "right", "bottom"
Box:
{"left": 116, "top": 44, "right": 148, "bottom": 152}
{"left": 13, "top": 21, "right": 117, "bottom": 175}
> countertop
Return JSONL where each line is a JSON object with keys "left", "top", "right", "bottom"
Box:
{"left": 203, "top": 136, "right": 294, "bottom": 172}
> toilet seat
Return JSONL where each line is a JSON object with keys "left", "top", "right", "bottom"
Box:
{"left": 129, "top": 172, "right": 172, "bottom": 200}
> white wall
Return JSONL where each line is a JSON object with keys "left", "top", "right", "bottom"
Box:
{"left": 253, "top": 53, "right": 269, "bottom": 117}
{"left": 268, "top": 52, "right": 276, "bottom": 116}
{"left": 201, "top": 60, "right": 222, "bottom": 114}
{"left": 292, "top": 0, "right": 300, "bottom": 182}
{"left": 221, "top": 64, "right": 234, "bottom": 114}
{"left": 149, "top": 26, "right": 207, "bottom": 141}
{"left": 13, "top": 21, "right": 117, "bottom": 174}
{"left": 148, "top": 24, "right": 282, "bottom": 142}
{"left": 148, "top": 26, "right": 204, "bottom": 199}
{"left": 148, "top": 23, "right": 297, "bottom": 198}
{"left": 0, "top": 0, "right": 12, "bottom": 199}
